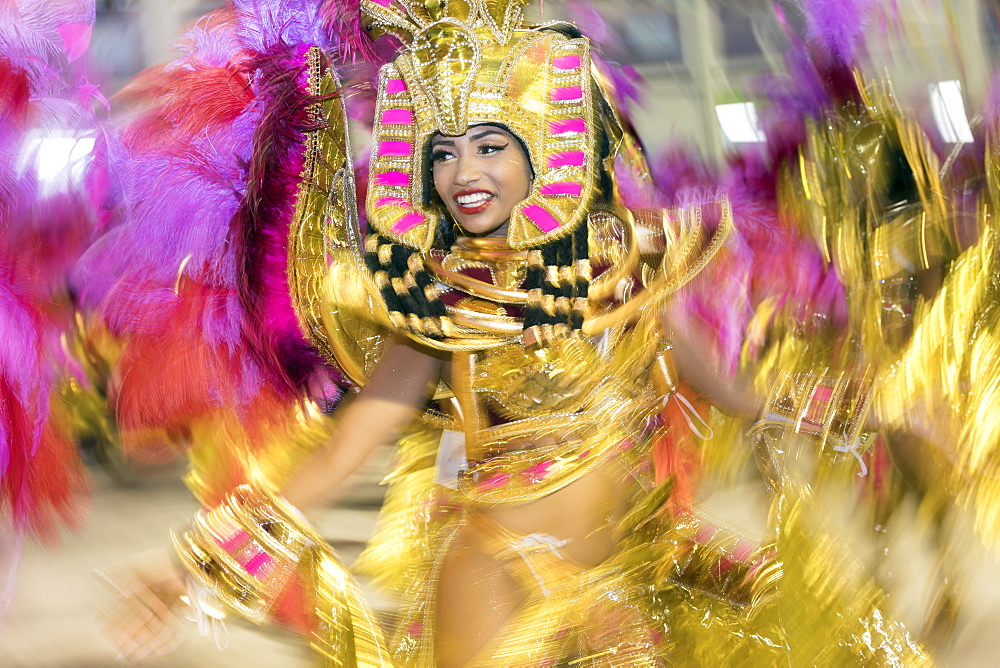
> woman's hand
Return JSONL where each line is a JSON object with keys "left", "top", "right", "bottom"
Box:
{"left": 98, "top": 554, "right": 188, "bottom": 663}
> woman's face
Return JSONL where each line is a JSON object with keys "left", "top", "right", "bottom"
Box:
{"left": 430, "top": 126, "right": 532, "bottom": 237}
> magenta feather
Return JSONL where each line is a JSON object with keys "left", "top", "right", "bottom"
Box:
{"left": 0, "top": 0, "right": 97, "bottom": 540}
{"left": 0, "top": 0, "right": 95, "bottom": 96}
{"left": 320, "top": 0, "right": 377, "bottom": 62}
{"left": 74, "top": 0, "right": 360, "bottom": 444}
{"left": 231, "top": 42, "right": 329, "bottom": 397}
{"left": 0, "top": 271, "right": 46, "bottom": 466}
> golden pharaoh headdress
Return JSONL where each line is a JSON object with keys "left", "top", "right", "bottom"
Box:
{"left": 362, "top": 0, "right": 603, "bottom": 251}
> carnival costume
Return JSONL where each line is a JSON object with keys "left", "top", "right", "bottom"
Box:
{"left": 111, "top": 0, "right": 944, "bottom": 664}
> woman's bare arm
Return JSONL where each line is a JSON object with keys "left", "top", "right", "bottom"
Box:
{"left": 282, "top": 336, "right": 444, "bottom": 510}
{"left": 661, "top": 306, "right": 764, "bottom": 420}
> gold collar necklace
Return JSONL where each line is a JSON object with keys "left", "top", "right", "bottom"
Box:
{"left": 425, "top": 236, "right": 529, "bottom": 304}
{"left": 450, "top": 235, "right": 529, "bottom": 264}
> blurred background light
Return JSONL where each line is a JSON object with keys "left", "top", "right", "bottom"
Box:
{"left": 18, "top": 136, "right": 97, "bottom": 195}
{"left": 929, "top": 79, "right": 974, "bottom": 144}
{"left": 714, "top": 101, "right": 766, "bottom": 144}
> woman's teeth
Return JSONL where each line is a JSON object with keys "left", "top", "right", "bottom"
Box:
{"left": 457, "top": 192, "right": 492, "bottom": 206}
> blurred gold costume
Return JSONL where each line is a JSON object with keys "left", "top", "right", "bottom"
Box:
{"left": 172, "top": 1, "right": 933, "bottom": 665}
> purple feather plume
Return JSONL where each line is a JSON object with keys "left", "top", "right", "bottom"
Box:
{"left": 796, "top": 0, "right": 880, "bottom": 65}
{"left": 74, "top": 0, "right": 360, "bottom": 429}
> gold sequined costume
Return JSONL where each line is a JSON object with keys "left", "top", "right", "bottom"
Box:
{"left": 172, "top": 1, "right": 932, "bottom": 665}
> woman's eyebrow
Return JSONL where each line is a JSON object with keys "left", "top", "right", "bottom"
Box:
{"left": 469, "top": 128, "right": 507, "bottom": 142}
{"left": 431, "top": 137, "right": 456, "bottom": 149}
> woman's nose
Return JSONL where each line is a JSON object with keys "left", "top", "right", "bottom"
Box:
{"left": 453, "top": 154, "right": 480, "bottom": 185}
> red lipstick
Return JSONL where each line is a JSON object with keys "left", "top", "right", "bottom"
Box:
{"left": 453, "top": 188, "right": 495, "bottom": 214}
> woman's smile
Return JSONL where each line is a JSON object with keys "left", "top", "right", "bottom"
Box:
{"left": 453, "top": 188, "right": 496, "bottom": 214}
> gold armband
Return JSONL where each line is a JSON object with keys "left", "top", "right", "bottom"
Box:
{"left": 173, "top": 484, "right": 390, "bottom": 664}
{"left": 172, "top": 483, "right": 321, "bottom": 624}
{"left": 656, "top": 511, "right": 778, "bottom": 610}
{"left": 749, "top": 370, "right": 877, "bottom": 487}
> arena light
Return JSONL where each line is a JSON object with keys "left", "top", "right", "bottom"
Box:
{"left": 929, "top": 80, "right": 973, "bottom": 144}
{"left": 715, "top": 101, "right": 766, "bottom": 144}
{"left": 18, "top": 135, "right": 96, "bottom": 195}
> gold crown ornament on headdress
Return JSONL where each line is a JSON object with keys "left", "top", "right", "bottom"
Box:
{"left": 362, "top": 0, "right": 605, "bottom": 251}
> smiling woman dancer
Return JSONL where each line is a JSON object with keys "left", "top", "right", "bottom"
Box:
{"left": 166, "top": 1, "right": 752, "bottom": 661}
{"left": 269, "top": 11, "right": 704, "bottom": 659}
{"left": 151, "top": 0, "right": 933, "bottom": 665}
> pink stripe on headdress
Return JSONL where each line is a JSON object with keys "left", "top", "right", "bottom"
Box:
{"left": 522, "top": 204, "right": 561, "bottom": 233}
{"left": 243, "top": 552, "right": 274, "bottom": 579}
{"left": 812, "top": 386, "right": 832, "bottom": 402}
{"left": 546, "top": 151, "right": 585, "bottom": 168}
{"left": 376, "top": 171, "right": 410, "bottom": 187}
{"left": 217, "top": 529, "right": 249, "bottom": 554}
{"left": 548, "top": 118, "right": 585, "bottom": 134}
{"left": 370, "top": 0, "right": 394, "bottom": 6}
{"left": 379, "top": 141, "right": 412, "bottom": 157}
{"left": 540, "top": 181, "right": 582, "bottom": 197}
{"left": 386, "top": 79, "right": 407, "bottom": 94}
{"left": 552, "top": 55, "right": 581, "bottom": 70}
{"left": 392, "top": 211, "right": 425, "bottom": 234}
{"left": 381, "top": 109, "right": 413, "bottom": 125}
{"left": 375, "top": 196, "right": 410, "bottom": 208}
{"left": 551, "top": 86, "right": 583, "bottom": 101}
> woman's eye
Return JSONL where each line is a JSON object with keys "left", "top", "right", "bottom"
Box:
{"left": 430, "top": 149, "right": 454, "bottom": 162}
{"left": 478, "top": 143, "right": 508, "bottom": 155}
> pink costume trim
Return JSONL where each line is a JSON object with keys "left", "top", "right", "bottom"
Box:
{"left": 386, "top": 79, "right": 407, "bottom": 94}
{"left": 375, "top": 171, "right": 410, "bottom": 187}
{"left": 522, "top": 204, "right": 561, "bottom": 233}
{"left": 695, "top": 525, "right": 717, "bottom": 543}
{"left": 546, "top": 151, "right": 585, "bottom": 168}
{"left": 218, "top": 529, "right": 249, "bottom": 553}
{"left": 522, "top": 460, "right": 555, "bottom": 484}
{"left": 392, "top": 211, "right": 425, "bottom": 234}
{"left": 551, "top": 86, "right": 583, "bottom": 101}
{"left": 478, "top": 473, "right": 511, "bottom": 490}
{"left": 551, "top": 55, "right": 581, "bottom": 70}
{"left": 812, "top": 386, "right": 833, "bottom": 402}
{"left": 375, "top": 196, "right": 410, "bottom": 208}
{"left": 748, "top": 554, "right": 770, "bottom": 579}
{"left": 381, "top": 109, "right": 413, "bottom": 125}
{"left": 540, "top": 181, "right": 582, "bottom": 197}
{"left": 378, "top": 141, "right": 412, "bottom": 157}
{"left": 548, "top": 118, "right": 585, "bottom": 134}
{"left": 242, "top": 551, "right": 274, "bottom": 579}
{"left": 732, "top": 540, "right": 753, "bottom": 562}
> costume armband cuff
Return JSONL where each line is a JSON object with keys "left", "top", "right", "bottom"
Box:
{"left": 171, "top": 483, "right": 322, "bottom": 625}
{"left": 750, "top": 371, "right": 876, "bottom": 463}
{"left": 657, "top": 511, "right": 778, "bottom": 609}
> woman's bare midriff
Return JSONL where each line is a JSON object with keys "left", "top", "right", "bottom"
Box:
{"left": 481, "top": 458, "right": 631, "bottom": 567}
{"left": 435, "top": 460, "right": 635, "bottom": 666}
